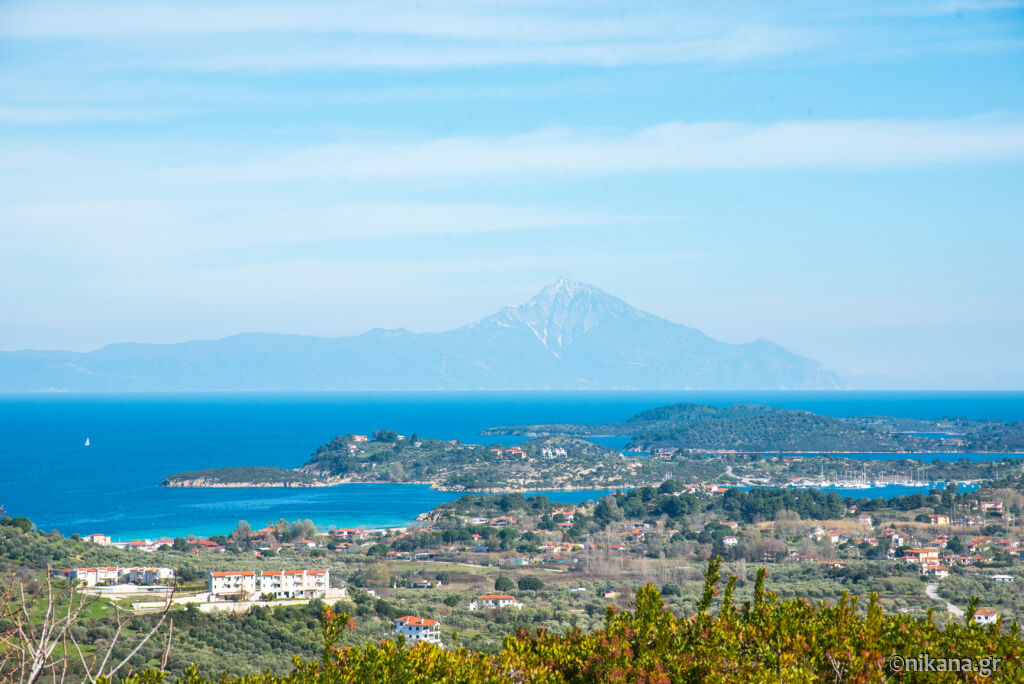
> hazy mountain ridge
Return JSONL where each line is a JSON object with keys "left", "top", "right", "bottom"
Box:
{"left": 0, "top": 278, "right": 842, "bottom": 391}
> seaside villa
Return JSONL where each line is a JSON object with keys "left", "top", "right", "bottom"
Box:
{"left": 469, "top": 594, "right": 523, "bottom": 610}
{"left": 394, "top": 616, "right": 442, "bottom": 645}
{"left": 208, "top": 569, "right": 331, "bottom": 601}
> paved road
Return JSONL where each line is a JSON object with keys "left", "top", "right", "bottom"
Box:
{"left": 926, "top": 583, "right": 964, "bottom": 617}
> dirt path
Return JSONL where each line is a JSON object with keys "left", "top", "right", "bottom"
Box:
{"left": 926, "top": 583, "right": 964, "bottom": 617}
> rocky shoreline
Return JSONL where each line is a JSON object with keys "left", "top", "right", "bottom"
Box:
{"left": 161, "top": 476, "right": 648, "bottom": 493}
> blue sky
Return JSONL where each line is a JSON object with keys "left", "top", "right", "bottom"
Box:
{"left": 1, "top": 0, "right": 1022, "bottom": 388}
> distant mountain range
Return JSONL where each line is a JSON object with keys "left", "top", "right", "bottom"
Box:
{"left": 0, "top": 278, "right": 842, "bottom": 391}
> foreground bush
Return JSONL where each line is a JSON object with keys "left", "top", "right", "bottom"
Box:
{"left": 112, "top": 559, "right": 1021, "bottom": 683}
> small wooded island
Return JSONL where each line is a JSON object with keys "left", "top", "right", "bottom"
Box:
{"left": 485, "top": 401, "right": 1024, "bottom": 453}
{"left": 162, "top": 402, "right": 1024, "bottom": 492}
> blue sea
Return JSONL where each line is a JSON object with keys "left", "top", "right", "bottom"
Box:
{"left": 1, "top": 391, "right": 1021, "bottom": 540}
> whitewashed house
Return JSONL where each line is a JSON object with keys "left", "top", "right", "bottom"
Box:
{"left": 469, "top": 594, "right": 523, "bottom": 610}
{"left": 974, "top": 610, "right": 999, "bottom": 625}
{"left": 394, "top": 616, "right": 442, "bottom": 645}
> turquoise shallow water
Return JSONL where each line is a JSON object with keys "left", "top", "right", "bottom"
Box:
{"left": 1, "top": 391, "right": 1021, "bottom": 539}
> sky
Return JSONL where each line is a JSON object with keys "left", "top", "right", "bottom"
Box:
{"left": 0, "top": 0, "right": 1022, "bottom": 389}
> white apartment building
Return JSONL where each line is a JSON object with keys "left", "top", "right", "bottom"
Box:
{"left": 209, "top": 571, "right": 258, "bottom": 600}
{"left": 127, "top": 566, "right": 176, "bottom": 585}
{"left": 57, "top": 565, "right": 175, "bottom": 586}
{"left": 394, "top": 616, "right": 442, "bottom": 645}
{"left": 64, "top": 566, "right": 120, "bottom": 586}
{"left": 259, "top": 569, "right": 330, "bottom": 599}
{"left": 469, "top": 594, "right": 522, "bottom": 610}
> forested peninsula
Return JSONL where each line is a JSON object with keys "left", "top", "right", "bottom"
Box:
{"left": 163, "top": 402, "right": 1024, "bottom": 492}
{"left": 162, "top": 431, "right": 673, "bottom": 492}
{"left": 483, "top": 402, "right": 1024, "bottom": 453}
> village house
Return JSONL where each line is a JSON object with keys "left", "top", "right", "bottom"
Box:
{"left": 922, "top": 564, "right": 950, "bottom": 579}
{"left": 928, "top": 514, "right": 950, "bottom": 525}
{"left": 980, "top": 501, "right": 1003, "bottom": 513}
{"left": 974, "top": 610, "right": 999, "bottom": 625}
{"left": 410, "top": 578, "right": 439, "bottom": 589}
{"left": 470, "top": 594, "right": 523, "bottom": 610}
{"left": 394, "top": 616, "right": 442, "bottom": 645}
{"left": 818, "top": 560, "right": 846, "bottom": 569}
{"left": 333, "top": 528, "right": 370, "bottom": 541}
{"left": 966, "top": 537, "right": 991, "bottom": 553}
{"left": 190, "top": 538, "right": 223, "bottom": 552}
{"left": 722, "top": 536, "right": 739, "bottom": 547}
{"left": 886, "top": 531, "right": 906, "bottom": 547}
{"left": 488, "top": 516, "right": 517, "bottom": 528}
{"left": 83, "top": 533, "right": 111, "bottom": 545}
{"left": 991, "top": 575, "right": 1014, "bottom": 583}
{"left": 857, "top": 514, "right": 873, "bottom": 526}
{"left": 901, "top": 549, "right": 940, "bottom": 564}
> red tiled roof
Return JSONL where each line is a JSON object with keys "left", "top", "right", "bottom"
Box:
{"left": 395, "top": 616, "right": 438, "bottom": 626}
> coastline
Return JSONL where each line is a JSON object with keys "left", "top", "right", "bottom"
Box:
{"left": 161, "top": 477, "right": 648, "bottom": 493}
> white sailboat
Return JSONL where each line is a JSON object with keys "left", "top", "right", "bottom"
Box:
{"left": 84, "top": 437, "right": 90, "bottom": 446}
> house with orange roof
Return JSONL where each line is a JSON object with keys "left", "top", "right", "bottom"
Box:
{"left": 901, "top": 548, "right": 940, "bottom": 564}
{"left": 470, "top": 594, "right": 522, "bottom": 610}
{"left": 394, "top": 616, "right": 442, "bottom": 645}
{"left": 59, "top": 566, "right": 120, "bottom": 586}
{"left": 209, "top": 571, "right": 257, "bottom": 600}
{"left": 259, "top": 569, "right": 330, "bottom": 599}
{"left": 127, "top": 566, "right": 175, "bottom": 584}
{"left": 974, "top": 610, "right": 999, "bottom": 625}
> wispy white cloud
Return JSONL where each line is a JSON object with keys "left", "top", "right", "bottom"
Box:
{"left": 0, "top": 200, "right": 655, "bottom": 261}
{"left": 0, "top": 105, "right": 170, "bottom": 124}
{"left": 0, "top": 1, "right": 778, "bottom": 41}
{"left": 3, "top": 1, "right": 1018, "bottom": 40}
{"left": 0, "top": 0, "right": 973, "bottom": 73}
{"left": 178, "top": 116, "right": 1024, "bottom": 181}
{"left": 1, "top": 0, "right": 1017, "bottom": 75}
